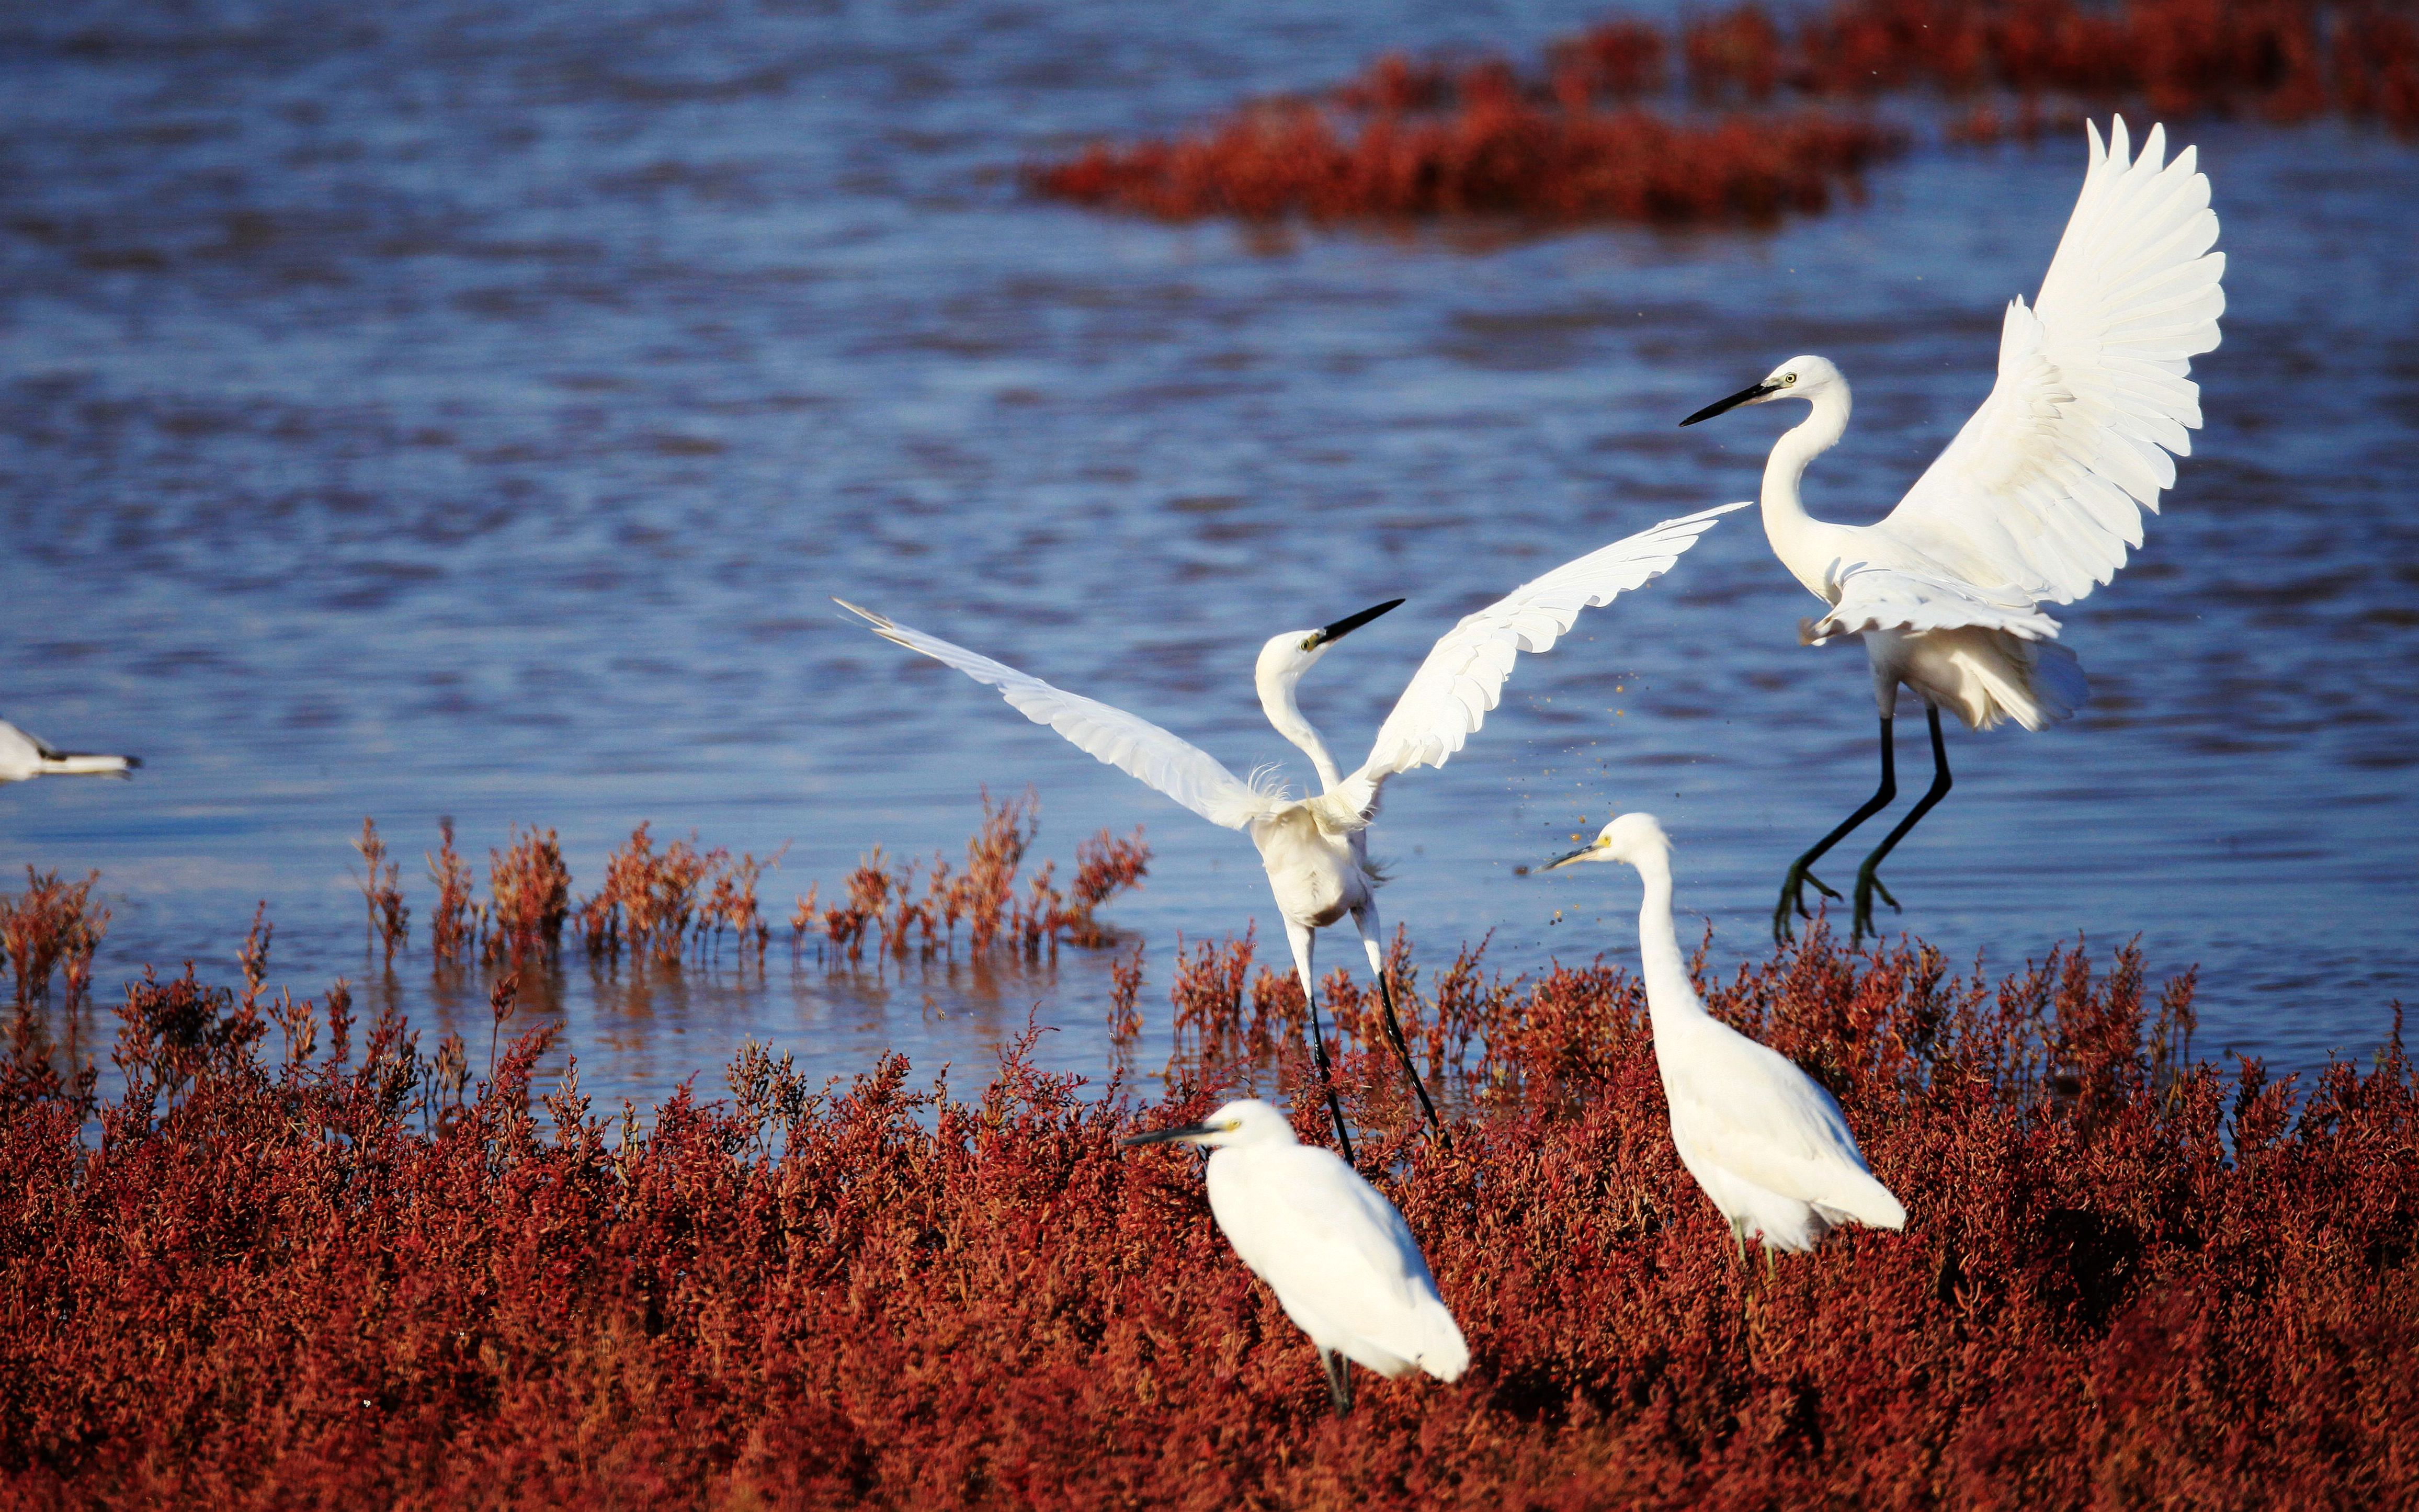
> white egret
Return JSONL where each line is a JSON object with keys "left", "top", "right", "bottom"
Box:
{"left": 1124, "top": 1097, "right": 1468, "bottom": 1416}
{"left": 0, "top": 719, "right": 140, "bottom": 785}
{"left": 1679, "top": 118, "right": 2224, "bottom": 943}
{"left": 1543, "top": 813, "right": 1905, "bottom": 1255}
{"left": 837, "top": 501, "right": 1745, "bottom": 1161}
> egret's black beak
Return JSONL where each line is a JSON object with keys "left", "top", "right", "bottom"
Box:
{"left": 1307, "top": 598, "right": 1405, "bottom": 650}
{"left": 1541, "top": 843, "right": 1599, "bottom": 871}
{"left": 1680, "top": 379, "right": 1780, "bottom": 427}
{"left": 1122, "top": 1121, "right": 1218, "bottom": 1147}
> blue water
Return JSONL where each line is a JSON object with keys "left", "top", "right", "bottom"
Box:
{"left": 4, "top": 0, "right": 2414, "bottom": 1107}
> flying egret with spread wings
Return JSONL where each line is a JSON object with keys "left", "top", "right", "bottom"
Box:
{"left": 0, "top": 719, "right": 141, "bottom": 785}
{"left": 1124, "top": 1097, "right": 1468, "bottom": 1417}
{"left": 838, "top": 500, "right": 1744, "bottom": 1162}
{"left": 1679, "top": 117, "right": 2223, "bottom": 945}
{"left": 1542, "top": 813, "right": 1905, "bottom": 1256}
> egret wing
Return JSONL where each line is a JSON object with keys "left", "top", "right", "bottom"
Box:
{"left": 1222, "top": 1147, "right": 1462, "bottom": 1374}
{"left": 836, "top": 601, "right": 1282, "bottom": 831}
{"left": 1801, "top": 560, "right": 2062, "bottom": 645}
{"left": 1344, "top": 502, "right": 1747, "bottom": 803}
{"left": 1883, "top": 117, "right": 2223, "bottom": 604}
{"left": 0, "top": 722, "right": 43, "bottom": 780}
{"left": 1663, "top": 1021, "right": 1904, "bottom": 1227}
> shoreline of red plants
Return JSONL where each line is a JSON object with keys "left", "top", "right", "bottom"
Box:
{"left": 1031, "top": 0, "right": 2419, "bottom": 227}
{"left": 5, "top": 804, "right": 2415, "bottom": 1503}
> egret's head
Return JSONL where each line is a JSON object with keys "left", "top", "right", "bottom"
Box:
{"left": 1255, "top": 599, "right": 1403, "bottom": 688}
{"left": 1679, "top": 355, "right": 1843, "bottom": 425}
{"left": 1540, "top": 811, "right": 1671, "bottom": 872}
{"left": 1121, "top": 1098, "right": 1298, "bottom": 1151}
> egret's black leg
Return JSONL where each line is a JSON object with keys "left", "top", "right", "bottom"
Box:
{"left": 1373, "top": 971, "right": 1445, "bottom": 1140}
{"left": 1852, "top": 705, "right": 1952, "bottom": 944}
{"left": 1353, "top": 907, "right": 1444, "bottom": 1142}
{"left": 1305, "top": 994, "right": 1357, "bottom": 1169}
{"left": 1288, "top": 921, "right": 1357, "bottom": 1167}
{"left": 1323, "top": 1350, "right": 1354, "bottom": 1418}
{"left": 1774, "top": 716, "right": 1898, "bottom": 945}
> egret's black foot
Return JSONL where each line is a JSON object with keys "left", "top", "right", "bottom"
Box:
{"left": 1850, "top": 866, "right": 1901, "bottom": 945}
{"left": 1322, "top": 1350, "right": 1353, "bottom": 1418}
{"left": 1773, "top": 863, "right": 1843, "bottom": 946}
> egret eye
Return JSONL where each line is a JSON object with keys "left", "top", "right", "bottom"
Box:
{"left": 1781, "top": 372, "right": 1798, "bottom": 386}
{"left": 1302, "top": 637, "right": 1319, "bottom": 651}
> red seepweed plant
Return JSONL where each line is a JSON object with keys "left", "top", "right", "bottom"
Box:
{"left": 1, "top": 868, "right": 110, "bottom": 1010}
{"left": 1035, "top": 0, "right": 2419, "bottom": 229}
{"left": 797, "top": 789, "right": 1151, "bottom": 966}
{"left": 426, "top": 818, "right": 479, "bottom": 970}
{"left": 1034, "top": 50, "right": 1903, "bottom": 227}
{"left": 1, "top": 917, "right": 2411, "bottom": 1504}
{"left": 485, "top": 824, "right": 572, "bottom": 970}
{"left": 351, "top": 817, "right": 408, "bottom": 964}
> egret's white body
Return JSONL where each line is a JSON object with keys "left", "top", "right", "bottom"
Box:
{"left": 1126, "top": 1098, "right": 1467, "bottom": 1414}
{"left": 0, "top": 720, "right": 139, "bottom": 785}
{"left": 839, "top": 500, "right": 1744, "bottom": 1154}
{"left": 1682, "top": 118, "right": 2223, "bottom": 940}
{"left": 1547, "top": 814, "right": 1905, "bottom": 1254}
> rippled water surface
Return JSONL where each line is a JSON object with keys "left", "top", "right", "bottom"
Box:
{"left": 5, "top": 0, "right": 2415, "bottom": 1104}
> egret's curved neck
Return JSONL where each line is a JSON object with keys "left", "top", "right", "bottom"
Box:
{"left": 1629, "top": 847, "right": 1706, "bottom": 1024}
{"left": 1258, "top": 666, "right": 1345, "bottom": 791}
{"left": 1761, "top": 383, "right": 1853, "bottom": 593}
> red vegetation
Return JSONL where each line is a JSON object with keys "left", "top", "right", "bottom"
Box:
{"left": 2, "top": 868, "right": 109, "bottom": 1010}
{"left": 797, "top": 789, "right": 1150, "bottom": 964}
{"left": 351, "top": 817, "right": 408, "bottom": 964}
{"left": 485, "top": 825, "right": 572, "bottom": 971}
{"left": 1035, "top": 0, "right": 2419, "bottom": 228}
{"left": 426, "top": 817, "right": 478, "bottom": 969}
{"left": 3, "top": 914, "right": 2413, "bottom": 1504}
{"left": 1687, "top": 0, "right": 2419, "bottom": 133}
{"left": 1034, "top": 53, "right": 1901, "bottom": 226}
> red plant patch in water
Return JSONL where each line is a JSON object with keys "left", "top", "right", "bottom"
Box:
{"left": 2, "top": 920, "right": 2412, "bottom": 1504}
{"left": 1037, "top": 0, "right": 2417, "bottom": 231}
{"left": 1698, "top": 0, "right": 2414, "bottom": 132}
{"left": 1, "top": 868, "right": 109, "bottom": 1010}
{"left": 1033, "top": 50, "right": 1904, "bottom": 226}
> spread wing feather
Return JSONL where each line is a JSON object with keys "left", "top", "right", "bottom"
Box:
{"left": 1802, "top": 561, "right": 2062, "bottom": 645}
{"left": 1664, "top": 1022, "right": 1905, "bottom": 1229}
{"left": 1883, "top": 117, "right": 2223, "bottom": 604}
{"left": 835, "top": 600, "right": 1282, "bottom": 831}
{"left": 1344, "top": 502, "right": 1747, "bottom": 804}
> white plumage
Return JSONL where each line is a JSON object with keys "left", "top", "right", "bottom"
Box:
{"left": 0, "top": 719, "right": 141, "bottom": 785}
{"left": 1125, "top": 1098, "right": 1468, "bottom": 1415}
{"left": 1679, "top": 117, "right": 2222, "bottom": 942}
{"left": 1545, "top": 814, "right": 1905, "bottom": 1254}
{"left": 838, "top": 501, "right": 1743, "bottom": 1156}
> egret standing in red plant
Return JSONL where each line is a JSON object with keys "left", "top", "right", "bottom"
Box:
{"left": 837, "top": 501, "right": 1743, "bottom": 1164}
{"left": 1543, "top": 813, "right": 1904, "bottom": 1257}
{"left": 1125, "top": 1098, "right": 1468, "bottom": 1417}
{"left": 0, "top": 718, "right": 140, "bottom": 784}
{"left": 1679, "top": 118, "right": 2224, "bottom": 945}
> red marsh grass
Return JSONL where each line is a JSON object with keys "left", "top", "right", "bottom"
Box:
{"left": 2, "top": 893, "right": 2413, "bottom": 1504}
{"left": 1033, "top": 0, "right": 2418, "bottom": 227}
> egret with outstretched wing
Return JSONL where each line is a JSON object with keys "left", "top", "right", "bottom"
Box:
{"left": 1680, "top": 117, "right": 2222, "bottom": 943}
{"left": 839, "top": 501, "right": 1744, "bottom": 1160}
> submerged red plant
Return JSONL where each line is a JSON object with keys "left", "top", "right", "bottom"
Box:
{"left": 1, "top": 918, "right": 2411, "bottom": 1504}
